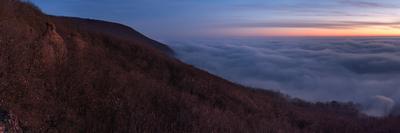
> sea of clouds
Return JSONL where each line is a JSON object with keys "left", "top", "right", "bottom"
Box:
{"left": 167, "top": 37, "right": 400, "bottom": 117}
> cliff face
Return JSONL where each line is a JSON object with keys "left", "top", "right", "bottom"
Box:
{"left": 0, "top": 0, "right": 400, "bottom": 132}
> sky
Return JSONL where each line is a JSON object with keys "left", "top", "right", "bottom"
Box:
{"left": 30, "top": 0, "right": 400, "bottom": 39}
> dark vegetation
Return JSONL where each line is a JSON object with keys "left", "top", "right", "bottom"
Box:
{"left": 0, "top": 0, "right": 399, "bottom": 132}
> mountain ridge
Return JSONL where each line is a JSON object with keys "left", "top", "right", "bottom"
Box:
{"left": 50, "top": 16, "right": 174, "bottom": 55}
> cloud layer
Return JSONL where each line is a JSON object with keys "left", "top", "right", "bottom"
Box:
{"left": 168, "top": 37, "right": 400, "bottom": 116}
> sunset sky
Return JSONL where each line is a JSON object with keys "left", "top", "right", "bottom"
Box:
{"left": 30, "top": 0, "right": 400, "bottom": 39}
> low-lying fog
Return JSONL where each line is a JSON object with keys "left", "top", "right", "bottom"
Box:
{"left": 167, "top": 37, "right": 400, "bottom": 117}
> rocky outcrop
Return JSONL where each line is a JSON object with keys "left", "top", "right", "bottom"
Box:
{"left": 40, "top": 22, "right": 67, "bottom": 68}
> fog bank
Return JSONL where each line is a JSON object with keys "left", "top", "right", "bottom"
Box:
{"left": 168, "top": 37, "right": 400, "bottom": 116}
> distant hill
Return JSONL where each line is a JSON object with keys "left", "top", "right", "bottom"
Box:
{"left": 51, "top": 16, "right": 174, "bottom": 55}
{"left": 0, "top": 0, "right": 399, "bottom": 132}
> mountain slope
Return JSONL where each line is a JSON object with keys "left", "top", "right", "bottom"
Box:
{"left": 0, "top": 0, "right": 399, "bottom": 132}
{"left": 50, "top": 16, "right": 174, "bottom": 55}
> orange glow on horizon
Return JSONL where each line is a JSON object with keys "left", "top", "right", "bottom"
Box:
{"left": 220, "top": 27, "right": 400, "bottom": 37}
